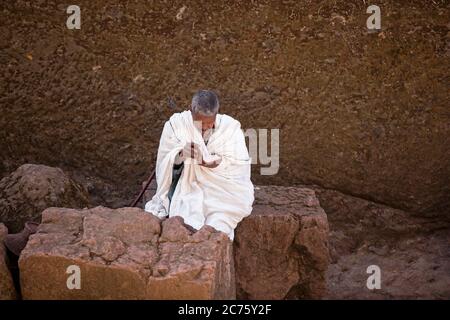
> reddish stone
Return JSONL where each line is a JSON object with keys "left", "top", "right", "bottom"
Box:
{"left": 19, "top": 206, "right": 235, "bottom": 300}
{"left": 234, "top": 185, "right": 330, "bottom": 299}
{"left": 0, "top": 223, "right": 17, "bottom": 300}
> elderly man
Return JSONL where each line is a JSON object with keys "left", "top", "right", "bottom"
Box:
{"left": 145, "top": 90, "right": 254, "bottom": 240}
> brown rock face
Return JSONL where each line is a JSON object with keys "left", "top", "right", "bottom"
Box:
{"left": 311, "top": 186, "right": 450, "bottom": 299}
{"left": 19, "top": 206, "right": 235, "bottom": 300}
{"left": 0, "top": 1, "right": 448, "bottom": 214}
{"left": 234, "top": 185, "right": 330, "bottom": 299}
{"left": 0, "top": 223, "right": 17, "bottom": 300}
{"left": 0, "top": 164, "right": 90, "bottom": 233}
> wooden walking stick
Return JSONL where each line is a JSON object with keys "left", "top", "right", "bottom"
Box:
{"left": 130, "top": 168, "right": 156, "bottom": 207}
{"left": 129, "top": 97, "right": 178, "bottom": 207}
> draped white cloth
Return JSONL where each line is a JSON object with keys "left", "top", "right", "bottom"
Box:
{"left": 144, "top": 110, "right": 254, "bottom": 240}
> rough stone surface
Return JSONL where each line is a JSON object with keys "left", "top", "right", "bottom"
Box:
{"left": 234, "top": 185, "right": 330, "bottom": 299}
{"left": 311, "top": 186, "right": 450, "bottom": 299}
{"left": 0, "top": 223, "right": 17, "bottom": 300}
{"left": 0, "top": 164, "right": 90, "bottom": 233}
{"left": 0, "top": 1, "right": 448, "bottom": 213}
{"left": 19, "top": 206, "right": 235, "bottom": 300}
{"left": 325, "top": 231, "right": 450, "bottom": 299}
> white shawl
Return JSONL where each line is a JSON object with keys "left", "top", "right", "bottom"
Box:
{"left": 145, "top": 110, "right": 254, "bottom": 240}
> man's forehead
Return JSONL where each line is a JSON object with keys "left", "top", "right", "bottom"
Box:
{"left": 193, "top": 113, "right": 216, "bottom": 120}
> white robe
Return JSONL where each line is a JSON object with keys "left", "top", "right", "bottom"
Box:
{"left": 144, "top": 110, "right": 254, "bottom": 240}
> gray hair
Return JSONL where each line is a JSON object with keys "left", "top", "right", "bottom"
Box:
{"left": 191, "top": 90, "right": 220, "bottom": 116}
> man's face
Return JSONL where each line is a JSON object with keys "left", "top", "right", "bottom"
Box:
{"left": 192, "top": 112, "right": 216, "bottom": 134}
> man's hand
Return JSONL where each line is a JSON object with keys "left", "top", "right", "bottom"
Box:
{"left": 201, "top": 156, "right": 222, "bottom": 168}
{"left": 200, "top": 155, "right": 222, "bottom": 168}
{"left": 181, "top": 142, "right": 203, "bottom": 164}
{"left": 180, "top": 142, "right": 221, "bottom": 168}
